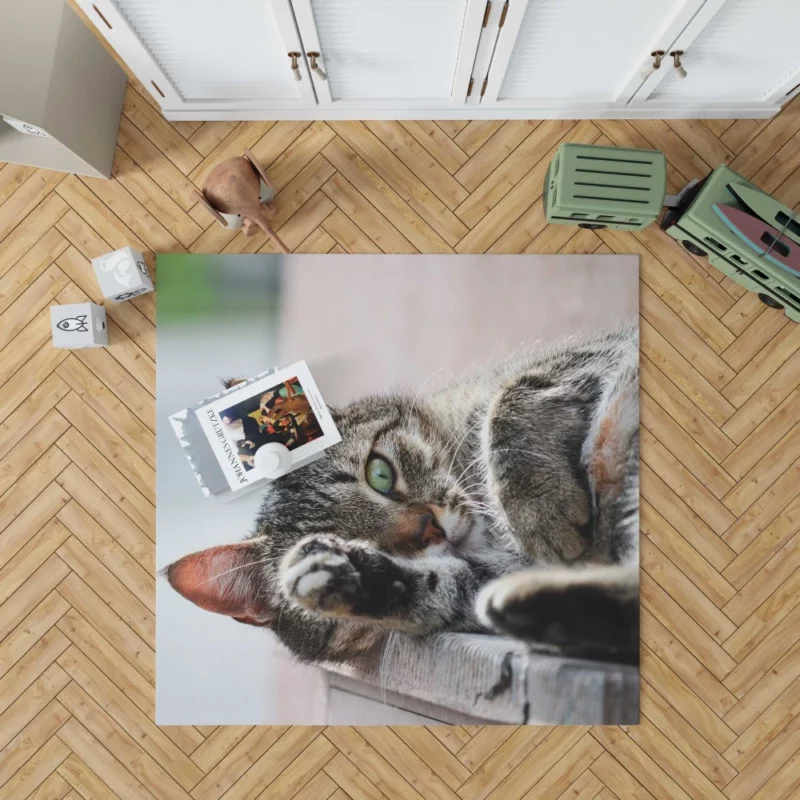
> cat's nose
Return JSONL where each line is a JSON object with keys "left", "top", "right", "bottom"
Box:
{"left": 420, "top": 513, "right": 446, "bottom": 545}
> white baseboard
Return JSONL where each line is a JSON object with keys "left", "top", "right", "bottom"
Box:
{"left": 162, "top": 103, "right": 780, "bottom": 121}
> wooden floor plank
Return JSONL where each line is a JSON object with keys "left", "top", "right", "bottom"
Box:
{"left": 590, "top": 726, "right": 696, "bottom": 800}
{"left": 0, "top": 555, "right": 70, "bottom": 643}
{"left": 186, "top": 122, "right": 237, "bottom": 157}
{"left": 400, "top": 121, "right": 469, "bottom": 174}
{"left": 0, "top": 481, "right": 70, "bottom": 565}
{"left": 111, "top": 148, "right": 202, "bottom": 249}
{"left": 116, "top": 116, "right": 201, "bottom": 212}
{"left": 724, "top": 564, "right": 800, "bottom": 665}
{"left": 639, "top": 356, "right": 735, "bottom": 463}
{"left": 630, "top": 120, "right": 712, "bottom": 182}
{"left": 0, "top": 591, "right": 70, "bottom": 685}
{"left": 0, "top": 732, "right": 70, "bottom": 800}
{"left": 0, "top": 170, "right": 65, "bottom": 243}
{"left": 321, "top": 171, "right": 417, "bottom": 254}
{"left": 641, "top": 502, "right": 736, "bottom": 612}
{"left": 641, "top": 393, "right": 735, "bottom": 499}
{"left": 363, "top": 120, "right": 469, "bottom": 211}
{"left": 454, "top": 120, "right": 577, "bottom": 231}
{"left": 324, "top": 131, "right": 457, "bottom": 251}
{"left": 637, "top": 680, "right": 737, "bottom": 790}
{"left": 723, "top": 529, "right": 800, "bottom": 624}
{"left": 189, "top": 726, "right": 288, "bottom": 800}
{"left": 122, "top": 86, "right": 202, "bottom": 177}
{"left": 258, "top": 121, "right": 332, "bottom": 190}
{"left": 0, "top": 228, "right": 68, "bottom": 317}
{"left": 0, "top": 194, "right": 68, "bottom": 280}
{"left": 454, "top": 121, "right": 506, "bottom": 156}
{"left": 0, "top": 163, "right": 36, "bottom": 207}
{"left": 0, "top": 264, "right": 70, "bottom": 351}
{"left": 57, "top": 720, "right": 157, "bottom": 800}
{"left": 0, "top": 518, "right": 72, "bottom": 609}
{"left": 57, "top": 682, "right": 193, "bottom": 800}
{"left": 453, "top": 121, "right": 539, "bottom": 192}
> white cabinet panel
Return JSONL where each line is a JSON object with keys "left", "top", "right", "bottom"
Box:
{"left": 115, "top": 0, "right": 296, "bottom": 101}
{"left": 77, "top": 0, "right": 315, "bottom": 110}
{"left": 646, "top": 0, "right": 800, "bottom": 104}
{"left": 292, "top": 0, "right": 485, "bottom": 107}
{"left": 489, "top": 0, "right": 701, "bottom": 105}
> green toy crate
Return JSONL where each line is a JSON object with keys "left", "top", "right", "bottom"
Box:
{"left": 661, "top": 165, "right": 800, "bottom": 322}
{"left": 544, "top": 143, "right": 667, "bottom": 231}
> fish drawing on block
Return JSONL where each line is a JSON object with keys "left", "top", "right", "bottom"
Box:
{"left": 56, "top": 315, "right": 89, "bottom": 333}
{"left": 712, "top": 204, "right": 800, "bottom": 278}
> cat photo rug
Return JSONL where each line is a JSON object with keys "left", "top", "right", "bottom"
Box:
{"left": 156, "top": 254, "right": 640, "bottom": 726}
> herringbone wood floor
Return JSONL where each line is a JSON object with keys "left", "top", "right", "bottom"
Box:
{"left": 2, "top": 67, "right": 800, "bottom": 799}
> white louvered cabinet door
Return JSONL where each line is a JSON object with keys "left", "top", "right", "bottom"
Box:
{"left": 75, "top": 0, "right": 316, "bottom": 112}
{"left": 633, "top": 0, "right": 800, "bottom": 108}
{"left": 290, "top": 0, "right": 487, "bottom": 107}
{"left": 480, "top": 0, "right": 707, "bottom": 109}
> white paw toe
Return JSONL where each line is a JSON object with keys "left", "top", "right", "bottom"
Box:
{"left": 283, "top": 553, "right": 346, "bottom": 597}
{"left": 475, "top": 579, "right": 506, "bottom": 629}
{"left": 475, "top": 571, "right": 548, "bottom": 629}
{"left": 294, "top": 569, "right": 331, "bottom": 598}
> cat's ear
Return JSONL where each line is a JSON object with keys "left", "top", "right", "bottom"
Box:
{"left": 164, "top": 540, "right": 274, "bottom": 626}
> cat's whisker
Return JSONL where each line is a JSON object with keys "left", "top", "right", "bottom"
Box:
{"left": 486, "top": 446, "right": 561, "bottom": 468}
{"left": 439, "top": 421, "right": 469, "bottom": 467}
{"left": 457, "top": 500, "right": 504, "bottom": 524}
{"left": 408, "top": 365, "right": 446, "bottom": 416}
{"left": 450, "top": 448, "right": 487, "bottom": 489}
{"left": 443, "top": 425, "right": 475, "bottom": 486}
{"left": 275, "top": 596, "right": 290, "bottom": 634}
{"left": 458, "top": 494, "right": 512, "bottom": 528}
{"left": 454, "top": 481, "right": 486, "bottom": 496}
{"left": 462, "top": 505, "right": 501, "bottom": 521}
{"left": 197, "top": 556, "right": 273, "bottom": 587}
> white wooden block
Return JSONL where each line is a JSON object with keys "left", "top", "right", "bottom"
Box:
{"left": 50, "top": 303, "right": 107, "bottom": 348}
{"left": 92, "top": 246, "right": 154, "bottom": 301}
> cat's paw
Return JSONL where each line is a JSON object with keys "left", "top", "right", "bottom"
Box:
{"left": 281, "top": 535, "right": 362, "bottom": 616}
{"left": 476, "top": 566, "right": 639, "bottom": 664}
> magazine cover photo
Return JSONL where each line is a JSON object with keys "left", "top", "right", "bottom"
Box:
{"left": 218, "top": 374, "right": 323, "bottom": 467}
{"left": 156, "top": 253, "right": 640, "bottom": 726}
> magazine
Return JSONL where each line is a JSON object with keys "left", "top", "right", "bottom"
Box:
{"left": 194, "top": 360, "right": 341, "bottom": 492}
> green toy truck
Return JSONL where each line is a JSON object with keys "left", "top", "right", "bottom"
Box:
{"left": 660, "top": 165, "right": 800, "bottom": 323}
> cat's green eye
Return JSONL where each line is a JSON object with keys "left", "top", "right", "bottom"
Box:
{"left": 366, "top": 455, "right": 394, "bottom": 495}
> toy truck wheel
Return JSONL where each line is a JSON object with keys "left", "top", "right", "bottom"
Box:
{"left": 758, "top": 293, "right": 784, "bottom": 310}
{"left": 682, "top": 240, "right": 707, "bottom": 257}
{"left": 578, "top": 223, "right": 607, "bottom": 230}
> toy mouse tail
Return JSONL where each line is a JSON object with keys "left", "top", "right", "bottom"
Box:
{"left": 253, "top": 213, "right": 290, "bottom": 254}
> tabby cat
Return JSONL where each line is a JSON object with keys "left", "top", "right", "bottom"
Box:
{"left": 166, "top": 325, "right": 640, "bottom": 665}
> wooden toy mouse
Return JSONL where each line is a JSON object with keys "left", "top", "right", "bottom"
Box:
{"left": 195, "top": 149, "right": 289, "bottom": 253}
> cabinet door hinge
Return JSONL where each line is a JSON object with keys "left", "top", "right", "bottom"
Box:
{"left": 499, "top": 0, "right": 509, "bottom": 27}
{"left": 482, "top": 0, "right": 492, "bottom": 27}
{"left": 480, "top": 77, "right": 488, "bottom": 97}
{"left": 467, "top": 77, "right": 475, "bottom": 97}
